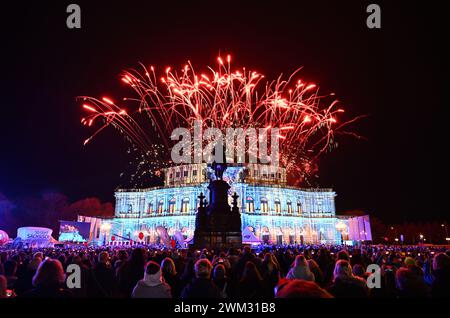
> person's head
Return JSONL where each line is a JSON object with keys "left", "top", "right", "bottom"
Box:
{"left": 32, "top": 259, "right": 65, "bottom": 288}
{"left": 243, "top": 246, "right": 252, "bottom": 255}
{"left": 144, "top": 261, "right": 162, "bottom": 281}
{"left": 161, "top": 257, "right": 177, "bottom": 276}
{"left": 352, "top": 264, "right": 366, "bottom": 278}
{"left": 98, "top": 251, "right": 110, "bottom": 264}
{"left": 242, "top": 261, "right": 262, "bottom": 281}
{"left": 33, "top": 252, "right": 44, "bottom": 260}
{"left": 333, "top": 260, "right": 353, "bottom": 281}
{"left": 213, "top": 264, "right": 226, "bottom": 281}
{"left": 336, "top": 250, "right": 350, "bottom": 261}
{"left": 0, "top": 275, "right": 6, "bottom": 298}
{"left": 4, "top": 260, "right": 17, "bottom": 277}
{"left": 275, "top": 279, "right": 333, "bottom": 298}
{"left": 194, "top": 259, "right": 213, "bottom": 279}
{"left": 395, "top": 267, "right": 428, "bottom": 296}
{"left": 263, "top": 253, "right": 272, "bottom": 263}
{"left": 433, "top": 253, "right": 450, "bottom": 271}
{"left": 294, "top": 255, "right": 307, "bottom": 267}
{"left": 117, "top": 250, "right": 128, "bottom": 261}
{"left": 404, "top": 256, "right": 416, "bottom": 267}
{"left": 57, "top": 254, "right": 67, "bottom": 267}
{"left": 130, "top": 248, "right": 146, "bottom": 265}
{"left": 28, "top": 256, "right": 42, "bottom": 271}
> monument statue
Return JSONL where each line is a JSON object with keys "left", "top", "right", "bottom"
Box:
{"left": 193, "top": 162, "right": 242, "bottom": 248}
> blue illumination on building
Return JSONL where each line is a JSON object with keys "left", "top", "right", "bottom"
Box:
{"left": 82, "top": 163, "right": 352, "bottom": 245}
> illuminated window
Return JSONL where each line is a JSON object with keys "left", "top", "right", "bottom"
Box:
{"left": 317, "top": 199, "right": 323, "bottom": 212}
{"left": 158, "top": 200, "right": 164, "bottom": 214}
{"left": 169, "top": 197, "right": 176, "bottom": 213}
{"left": 127, "top": 204, "right": 132, "bottom": 213}
{"left": 147, "top": 202, "right": 153, "bottom": 214}
{"left": 274, "top": 199, "right": 281, "bottom": 213}
{"left": 261, "top": 198, "right": 268, "bottom": 213}
{"left": 287, "top": 200, "right": 293, "bottom": 214}
{"left": 246, "top": 197, "right": 255, "bottom": 213}
{"left": 297, "top": 202, "right": 302, "bottom": 214}
{"left": 181, "top": 198, "right": 190, "bottom": 213}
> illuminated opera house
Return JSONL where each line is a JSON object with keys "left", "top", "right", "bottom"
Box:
{"left": 80, "top": 163, "right": 372, "bottom": 246}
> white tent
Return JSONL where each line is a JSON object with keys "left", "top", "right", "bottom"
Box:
{"left": 242, "top": 227, "right": 262, "bottom": 245}
{"left": 16, "top": 227, "right": 56, "bottom": 248}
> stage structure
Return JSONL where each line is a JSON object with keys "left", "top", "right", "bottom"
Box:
{"left": 80, "top": 163, "right": 371, "bottom": 246}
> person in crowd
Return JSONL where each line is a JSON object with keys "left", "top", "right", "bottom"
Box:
{"left": 336, "top": 250, "right": 350, "bottom": 262}
{"left": 307, "top": 258, "right": 324, "bottom": 285}
{"left": 3, "top": 260, "right": 18, "bottom": 291}
{"left": 327, "top": 259, "right": 368, "bottom": 298}
{"left": 161, "top": 257, "right": 181, "bottom": 298}
{"left": 352, "top": 264, "right": 368, "bottom": 280}
{"left": 213, "top": 252, "right": 231, "bottom": 272}
{"left": 260, "top": 253, "right": 280, "bottom": 297}
{"left": 236, "top": 261, "right": 268, "bottom": 298}
{"left": 22, "top": 259, "right": 72, "bottom": 298}
{"left": 14, "top": 253, "right": 42, "bottom": 296}
{"left": 117, "top": 247, "right": 146, "bottom": 297}
{"left": 235, "top": 246, "right": 258, "bottom": 279}
{"left": 114, "top": 250, "right": 128, "bottom": 276}
{"left": 403, "top": 256, "right": 416, "bottom": 267}
{"left": 275, "top": 278, "right": 333, "bottom": 298}
{"left": 181, "top": 259, "right": 221, "bottom": 298}
{"left": 0, "top": 275, "right": 7, "bottom": 298}
{"left": 131, "top": 261, "right": 171, "bottom": 298}
{"left": 286, "top": 255, "right": 315, "bottom": 281}
{"left": 89, "top": 251, "right": 114, "bottom": 297}
{"left": 430, "top": 253, "right": 450, "bottom": 297}
{"left": 395, "top": 267, "right": 429, "bottom": 297}
{"left": 212, "top": 264, "right": 231, "bottom": 298}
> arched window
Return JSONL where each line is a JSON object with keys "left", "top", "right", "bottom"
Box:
{"left": 274, "top": 198, "right": 281, "bottom": 214}
{"left": 261, "top": 198, "right": 268, "bottom": 213}
{"left": 287, "top": 200, "right": 293, "bottom": 214}
{"left": 127, "top": 204, "right": 133, "bottom": 213}
{"left": 169, "top": 197, "right": 176, "bottom": 213}
{"left": 317, "top": 198, "right": 323, "bottom": 213}
{"left": 246, "top": 197, "right": 254, "bottom": 213}
{"left": 181, "top": 198, "right": 190, "bottom": 213}
{"left": 147, "top": 202, "right": 153, "bottom": 214}
{"left": 157, "top": 199, "right": 164, "bottom": 214}
{"left": 297, "top": 201, "right": 302, "bottom": 214}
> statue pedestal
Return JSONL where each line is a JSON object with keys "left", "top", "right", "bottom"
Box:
{"left": 194, "top": 179, "right": 242, "bottom": 249}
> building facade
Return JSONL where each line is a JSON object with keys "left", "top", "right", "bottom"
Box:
{"left": 83, "top": 163, "right": 357, "bottom": 246}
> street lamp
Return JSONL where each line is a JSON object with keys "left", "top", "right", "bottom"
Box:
{"left": 100, "top": 223, "right": 111, "bottom": 246}
{"left": 442, "top": 224, "right": 449, "bottom": 243}
{"left": 336, "top": 221, "right": 346, "bottom": 245}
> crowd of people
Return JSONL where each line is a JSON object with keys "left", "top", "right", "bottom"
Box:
{"left": 0, "top": 244, "right": 449, "bottom": 298}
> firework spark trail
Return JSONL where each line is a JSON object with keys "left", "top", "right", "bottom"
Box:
{"left": 80, "top": 55, "right": 363, "bottom": 184}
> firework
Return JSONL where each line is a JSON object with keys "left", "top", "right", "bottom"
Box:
{"left": 80, "top": 55, "right": 363, "bottom": 185}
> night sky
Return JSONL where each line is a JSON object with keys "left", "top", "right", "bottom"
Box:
{"left": 1, "top": 1, "right": 448, "bottom": 224}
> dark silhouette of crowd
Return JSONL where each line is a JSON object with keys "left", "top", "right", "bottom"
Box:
{"left": 0, "top": 244, "right": 449, "bottom": 298}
